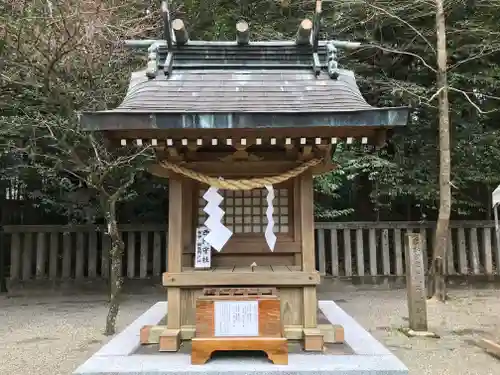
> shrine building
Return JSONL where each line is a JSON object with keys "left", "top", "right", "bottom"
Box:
{"left": 80, "top": 5, "right": 409, "bottom": 358}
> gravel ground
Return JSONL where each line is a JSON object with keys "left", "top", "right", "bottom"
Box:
{"left": 1, "top": 287, "right": 499, "bottom": 375}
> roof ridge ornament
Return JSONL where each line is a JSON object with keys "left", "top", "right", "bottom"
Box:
{"left": 312, "top": 0, "right": 322, "bottom": 52}
{"left": 172, "top": 19, "right": 189, "bottom": 45}
{"left": 161, "top": 1, "right": 173, "bottom": 49}
{"left": 236, "top": 20, "right": 250, "bottom": 45}
{"left": 145, "top": 43, "right": 160, "bottom": 79}
{"left": 326, "top": 41, "right": 339, "bottom": 80}
{"left": 296, "top": 19, "right": 313, "bottom": 45}
{"left": 311, "top": 0, "right": 322, "bottom": 76}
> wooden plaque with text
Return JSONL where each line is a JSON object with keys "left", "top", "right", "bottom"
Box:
{"left": 191, "top": 288, "right": 288, "bottom": 365}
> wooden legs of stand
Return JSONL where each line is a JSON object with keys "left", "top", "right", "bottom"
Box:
{"left": 191, "top": 337, "right": 288, "bottom": 365}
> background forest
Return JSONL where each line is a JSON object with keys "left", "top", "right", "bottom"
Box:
{"left": 0, "top": 0, "right": 499, "bottom": 226}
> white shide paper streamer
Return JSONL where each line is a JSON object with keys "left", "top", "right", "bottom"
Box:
{"left": 203, "top": 186, "right": 233, "bottom": 252}
{"left": 265, "top": 185, "right": 277, "bottom": 251}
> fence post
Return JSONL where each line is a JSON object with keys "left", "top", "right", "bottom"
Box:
{"left": 316, "top": 229, "right": 326, "bottom": 276}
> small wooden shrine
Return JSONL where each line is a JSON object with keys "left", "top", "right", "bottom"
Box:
{"left": 80, "top": 1, "right": 409, "bottom": 361}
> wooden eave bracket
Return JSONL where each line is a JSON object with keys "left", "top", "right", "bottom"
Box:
{"left": 374, "top": 129, "right": 388, "bottom": 148}
{"left": 299, "top": 145, "right": 314, "bottom": 161}
{"left": 165, "top": 142, "right": 185, "bottom": 162}
{"left": 219, "top": 150, "right": 263, "bottom": 162}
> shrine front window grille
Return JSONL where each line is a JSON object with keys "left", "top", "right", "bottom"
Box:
{"left": 197, "top": 187, "right": 290, "bottom": 234}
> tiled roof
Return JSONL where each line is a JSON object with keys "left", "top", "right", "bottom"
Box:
{"left": 118, "top": 68, "right": 373, "bottom": 113}
{"left": 80, "top": 41, "right": 410, "bottom": 131}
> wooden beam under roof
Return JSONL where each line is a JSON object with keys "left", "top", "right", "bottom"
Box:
{"left": 105, "top": 124, "right": 382, "bottom": 149}
{"left": 296, "top": 19, "right": 313, "bottom": 45}
{"left": 236, "top": 20, "right": 249, "bottom": 45}
{"left": 172, "top": 19, "right": 189, "bottom": 45}
{"left": 115, "top": 135, "right": 372, "bottom": 150}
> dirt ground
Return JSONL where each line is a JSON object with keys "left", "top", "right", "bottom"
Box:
{"left": 1, "top": 286, "right": 499, "bottom": 375}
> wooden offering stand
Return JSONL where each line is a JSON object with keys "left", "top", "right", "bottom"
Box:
{"left": 192, "top": 288, "right": 288, "bottom": 365}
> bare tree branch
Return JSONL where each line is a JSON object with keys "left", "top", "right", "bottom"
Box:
{"left": 448, "top": 87, "right": 500, "bottom": 114}
{"left": 360, "top": 0, "right": 436, "bottom": 54}
{"left": 361, "top": 44, "right": 437, "bottom": 72}
{"left": 449, "top": 45, "right": 500, "bottom": 70}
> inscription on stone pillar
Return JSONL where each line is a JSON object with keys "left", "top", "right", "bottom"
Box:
{"left": 405, "top": 233, "right": 428, "bottom": 332}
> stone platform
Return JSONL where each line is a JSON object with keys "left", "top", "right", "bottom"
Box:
{"left": 73, "top": 301, "right": 408, "bottom": 375}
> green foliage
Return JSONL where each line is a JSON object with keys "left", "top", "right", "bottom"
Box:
{"left": 333, "top": 0, "right": 500, "bottom": 219}
{"left": 0, "top": 0, "right": 165, "bottom": 223}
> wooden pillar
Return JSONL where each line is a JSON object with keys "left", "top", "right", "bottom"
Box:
{"left": 299, "top": 171, "right": 322, "bottom": 351}
{"left": 299, "top": 171, "right": 317, "bottom": 328}
{"left": 293, "top": 177, "right": 302, "bottom": 267}
{"left": 164, "top": 175, "right": 184, "bottom": 350}
{"left": 182, "top": 179, "right": 194, "bottom": 267}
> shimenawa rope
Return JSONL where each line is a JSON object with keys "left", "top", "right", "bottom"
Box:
{"left": 159, "top": 158, "right": 322, "bottom": 190}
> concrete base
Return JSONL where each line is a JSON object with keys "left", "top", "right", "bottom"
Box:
{"left": 73, "top": 301, "right": 408, "bottom": 375}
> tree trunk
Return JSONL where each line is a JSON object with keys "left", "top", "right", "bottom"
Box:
{"left": 103, "top": 197, "right": 125, "bottom": 336}
{"left": 431, "top": 0, "right": 451, "bottom": 302}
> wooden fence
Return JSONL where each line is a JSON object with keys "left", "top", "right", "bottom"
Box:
{"left": 315, "top": 221, "right": 499, "bottom": 277}
{"left": 4, "top": 221, "right": 500, "bottom": 282}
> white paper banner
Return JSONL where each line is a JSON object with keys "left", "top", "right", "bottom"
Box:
{"left": 265, "top": 185, "right": 277, "bottom": 251}
{"left": 202, "top": 186, "right": 233, "bottom": 252}
{"left": 194, "top": 226, "right": 211, "bottom": 269}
